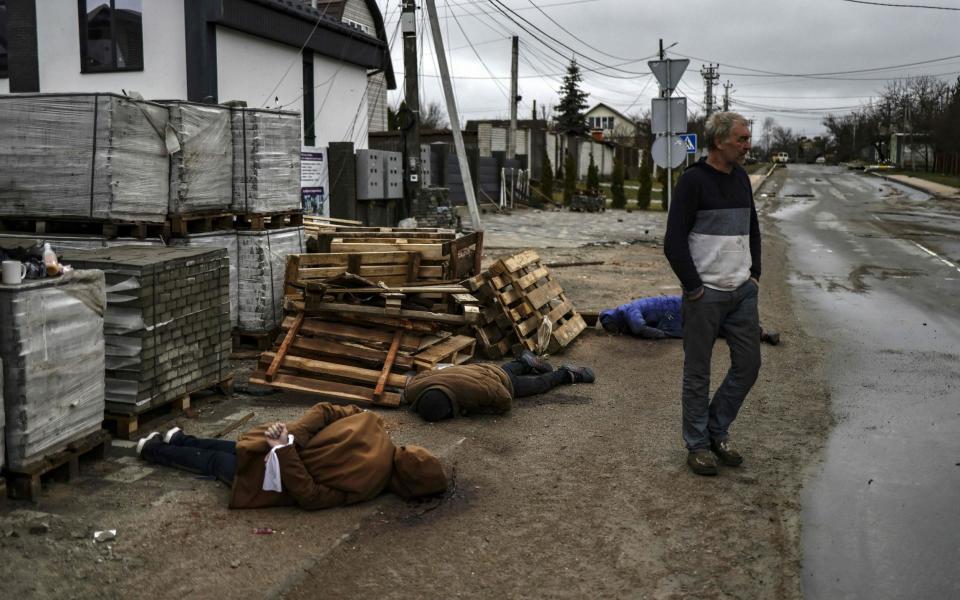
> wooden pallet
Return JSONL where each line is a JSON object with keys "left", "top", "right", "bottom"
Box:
{"left": 233, "top": 329, "right": 278, "bottom": 352}
{"left": 471, "top": 250, "right": 587, "bottom": 357}
{"left": 309, "top": 226, "right": 456, "bottom": 252}
{"left": 412, "top": 335, "right": 476, "bottom": 371}
{"left": 235, "top": 211, "right": 304, "bottom": 230}
{"left": 168, "top": 211, "right": 236, "bottom": 236}
{"left": 0, "top": 216, "right": 169, "bottom": 239}
{"left": 284, "top": 252, "right": 437, "bottom": 304}
{"left": 4, "top": 429, "right": 112, "bottom": 502}
{"left": 104, "top": 375, "right": 235, "bottom": 439}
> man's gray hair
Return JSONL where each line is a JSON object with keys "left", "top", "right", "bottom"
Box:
{"left": 704, "top": 111, "right": 749, "bottom": 150}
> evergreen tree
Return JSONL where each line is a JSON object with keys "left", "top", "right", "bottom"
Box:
{"left": 541, "top": 152, "right": 554, "bottom": 200}
{"left": 586, "top": 154, "right": 600, "bottom": 192}
{"left": 556, "top": 59, "right": 589, "bottom": 136}
{"left": 637, "top": 148, "right": 652, "bottom": 210}
{"left": 555, "top": 159, "right": 564, "bottom": 203}
{"left": 563, "top": 153, "right": 577, "bottom": 206}
{"left": 610, "top": 157, "right": 626, "bottom": 209}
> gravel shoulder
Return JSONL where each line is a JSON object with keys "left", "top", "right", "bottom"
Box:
{"left": 0, "top": 182, "right": 832, "bottom": 599}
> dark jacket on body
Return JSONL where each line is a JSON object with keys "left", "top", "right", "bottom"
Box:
{"left": 406, "top": 363, "right": 514, "bottom": 417}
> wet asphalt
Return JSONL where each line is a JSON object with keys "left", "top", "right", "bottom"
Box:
{"left": 767, "top": 165, "right": 960, "bottom": 599}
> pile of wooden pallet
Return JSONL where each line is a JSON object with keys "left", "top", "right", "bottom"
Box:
{"left": 251, "top": 280, "right": 479, "bottom": 407}
{"left": 464, "top": 250, "right": 588, "bottom": 359}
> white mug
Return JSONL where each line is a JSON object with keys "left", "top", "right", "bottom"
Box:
{"left": 2, "top": 260, "right": 27, "bottom": 285}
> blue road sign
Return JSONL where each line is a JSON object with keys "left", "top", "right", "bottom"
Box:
{"left": 679, "top": 133, "right": 697, "bottom": 154}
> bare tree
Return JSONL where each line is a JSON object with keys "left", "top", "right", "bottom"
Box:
{"left": 420, "top": 100, "right": 449, "bottom": 130}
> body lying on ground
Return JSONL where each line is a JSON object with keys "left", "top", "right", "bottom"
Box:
{"left": 600, "top": 295, "right": 780, "bottom": 345}
{"left": 405, "top": 351, "right": 596, "bottom": 421}
{"left": 137, "top": 402, "right": 447, "bottom": 509}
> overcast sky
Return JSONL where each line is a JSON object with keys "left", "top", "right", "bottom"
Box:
{"left": 374, "top": 0, "right": 959, "bottom": 136}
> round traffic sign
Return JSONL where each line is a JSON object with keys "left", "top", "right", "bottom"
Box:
{"left": 651, "top": 136, "right": 687, "bottom": 169}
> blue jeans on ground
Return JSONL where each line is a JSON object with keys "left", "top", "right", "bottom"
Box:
{"left": 500, "top": 360, "right": 569, "bottom": 398}
{"left": 141, "top": 434, "right": 238, "bottom": 485}
{"left": 681, "top": 280, "right": 761, "bottom": 451}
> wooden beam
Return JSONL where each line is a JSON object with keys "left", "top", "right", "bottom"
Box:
{"left": 303, "top": 299, "right": 470, "bottom": 325}
{"left": 267, "top": 312, "right": 304, "bottom": 382}
{"left": 250, "top": 372, "right": 401, "bottom": 407}
{"left": 260, "top": 352, "right": 408, "bottom": 388}
{"left": 374, "top": 331, "right": 403, "bottom": 399}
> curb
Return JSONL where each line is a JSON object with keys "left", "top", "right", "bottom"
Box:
{"left": 868, "top": 172, "right": 960, "bottom": 198}
{"left": 752, "top": 163, "right": 780, "bottom": 197}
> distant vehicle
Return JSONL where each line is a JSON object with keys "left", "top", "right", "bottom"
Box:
{"left": 772, "top": 152, "right": 790, "bottom": 164}
{"left": 815, "top": 156, "right": 826, "bottom": 164}
{"left": 864, "top": 160, "right": 895, "bottom": 173}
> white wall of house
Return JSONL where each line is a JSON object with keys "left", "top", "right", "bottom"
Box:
{"left": 0, "top": 80, "right": 8, "bottom": 94}
{"left": 35, "top": 0, "right": 187, "bottom": 98}
{"left": 545, "top": 132, "right": 613, "bottom": 178}
{"left": 586, "top": 104, "right": 635, "bottom": 140}
{"left": 217, "top": 26, "right": 302, "bottom": 110}
{"left": 313, "top": 57, "right": 369, "bottom": 148}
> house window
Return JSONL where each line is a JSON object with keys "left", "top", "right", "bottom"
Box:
{"left": 0, "top": 0, "right": 8, "bottom": 79}
{"left": 78, "top": 0, "right": 143, "bottom": 73}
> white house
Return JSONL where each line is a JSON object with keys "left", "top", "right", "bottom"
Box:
{"left": 0, "top": 0, "right": 395, "bottom": 148}
{"left": 585, "top": 102, "right": 636, "bottom": 142}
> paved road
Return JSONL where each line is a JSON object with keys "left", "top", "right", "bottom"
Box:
{"left": 767, "top": 165, "right": 960, "bottom": 599}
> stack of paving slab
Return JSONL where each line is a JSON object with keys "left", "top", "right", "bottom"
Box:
{"left": 61, "top": 246, "right": 231, "bottom": 414}
{"left": 231, "top": 107, "right": 302, "bottom": 214}
{"left": 0, "top": 270, "right": 106, "bottom": 470}
{"left": 0, "top": 93, "right": 170, "bottom": 223}
{"left": 163, "top": 101, "right": 233, "bottom": 215}
{"left": 237, "top": 227, "right": 306, "bottom": 333}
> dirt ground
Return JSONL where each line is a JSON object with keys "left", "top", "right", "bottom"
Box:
{"left": 0, "top": 171, "right": 833, "bottom": 599}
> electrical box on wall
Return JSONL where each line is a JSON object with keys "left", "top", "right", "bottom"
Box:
{"left": 355, "top": 149, "right": 383, "bottom": 200}
{"left": 382, "top": 151, "right": 402, "bottom": 199}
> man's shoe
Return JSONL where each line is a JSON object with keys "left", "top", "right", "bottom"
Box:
{"left": 687, "top": 450, "right": 719, "bottom": 476}
{"left": 136, "top": 432, "right": 161, "bottom": 457}
{"left": 559, "top": 365, "right": 595, "bottom": 384}
{"left": 164, "top": 426, "right": 183, "bottom": 445}
{"left": 761, "top": 330, "right": 781, "bottom": 346}
{"left": 710, "top": 438, "right": 744, "bottom": 466}
{"left": 518, "top": 349, "right": 554, "bottom": 373}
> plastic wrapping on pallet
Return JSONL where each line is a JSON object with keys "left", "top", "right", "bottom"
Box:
{"left": 0, "top": 270, "right": 106, "bottom": 470}
{"left": 61, "top": 246, "right": 231, "bottom": 410}
{"left": 0, "top": 233, "right": 165, "bottom": 253}
{"left": 231, "top": 108, "right": 302, "bottom": 214}
{"left": 164, "top": 101, "right": 233, "bottom": 215}
{"left": 0, "top": 93, "right": 170, "bottom": 223}
{"left": 0, "top": 358, "right": 4, "bottom": 471}
{"left": 170, "top": 231, "right": 239, "bottom": 327}
{"left": 237, "top": 227, "right": 305, "bottom": 333}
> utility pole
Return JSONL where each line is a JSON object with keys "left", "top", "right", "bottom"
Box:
{"left": 507, "top": 36, "right": 519, "bottom": 161}
{"left": 532, "top": 99, "right": 537, "bottom": 120}
{"left": 722, "top": 80, "right": 733, "bottom": 112}
{"left": 400, "top": 0, "right": 421, "bottom": 220}
{"left": 700, "top": 63, "right": 719, "bottom": 116}
{"left": 423, "top": 0, "right": 482, "bottom": 231}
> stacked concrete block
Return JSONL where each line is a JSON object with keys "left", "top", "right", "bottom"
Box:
{"left": 415, "top": 187, "right": 458, "bottom": 229}
{"left": 61, "top": 247, "right": 231, "bottom": 411}
{"left": 0, "top": 271, "right": 106, "bottom": 470}
{"left": 171, "top": 231, "right": 239, "bottom": 328}
{"left": 164, "top": 101, "right": 233, "bottom": 215}
{"left": 0, "top": 233, "right": 165, "bottom": 253}
{"left": 231, "top": 108, "right": 302, "bottom": 214}
{"left": 0, "top": 93, "right": 170, "bottom": 223}
{"left": 237, "top": 227, "right": 305, "bottom": 333}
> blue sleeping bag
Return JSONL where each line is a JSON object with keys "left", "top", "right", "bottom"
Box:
{"left": 599, "top": 295, "right": 683, "bottom": 339}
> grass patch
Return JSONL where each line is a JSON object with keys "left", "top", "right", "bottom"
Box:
{"left": 889, "top": 170, "right": 960, "bottom": 189}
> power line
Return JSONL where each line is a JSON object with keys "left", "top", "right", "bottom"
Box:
{"left": 521, "top": 0, "right": 650, "bottom": 63}
{"left": 839, "top": 0, "right": 960, "bottom": 9}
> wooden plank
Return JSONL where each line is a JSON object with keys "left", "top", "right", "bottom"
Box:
{"left": 303, "top": 300, "right": 469, "bottom": 325}
{"left": 490, "top": 250, "right": 540, "bottom": 274}
{"left": 548, "top": 314, "right": 587, "bottom": 352}
{"left": 293, "top": 252, "right": 414, "bottom": 267}
{"left": 524, "top": 279, "right": 564, "bottom": 310}
{"left": 330, "top": 241, "right": 446, "bottom": 260}
{"left": 261, "top": 352, "right": 408, "bottom": 388}
{"left": 507, "top": 266, "right": 551, "bottom": 292}
{"left": 250, "top": 372, "right": 401, "bottom": 407}
{"left": 412, "top": 335, "right": 476, "bottom": 370}
{"left": 267, "top": 312, "right": 304, "bottom": 382}
{"left": 290, "top": 336, "right": 414, "bottom": 370}
{"left": 543, "top": 299, "right": 575, "bottom": 326}
{"left": 303, "top": 215, "right": 363, "bottom": 225}
{"left": 374, "top": 331, "right": 403, "bottom": 399}
{"left": 280, "top": 316, "right": 422, "bottom": 351}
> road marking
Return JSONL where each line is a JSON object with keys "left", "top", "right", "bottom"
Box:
{"left": 829, "top": 189, "right": 846, "bottom": 200}
{"left": 871, "top": 215, "right": 960, "bottom": 273}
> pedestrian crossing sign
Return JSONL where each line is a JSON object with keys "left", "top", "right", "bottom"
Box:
{"left": 679, "top": 133, "right": 697, "bottom": 154}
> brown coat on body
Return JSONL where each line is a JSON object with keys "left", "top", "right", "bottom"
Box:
{"left": 406, "top": 363, "right": 514, "bottom": 417}
{"left": 229, "top": 403, "right": 394, "bottom": 510}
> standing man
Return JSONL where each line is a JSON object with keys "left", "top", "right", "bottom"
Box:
{"left": 663, "top": 112, "right": 761, "bottom": 476}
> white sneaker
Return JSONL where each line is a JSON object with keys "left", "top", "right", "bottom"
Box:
{"left": 136, "top": 432, "right": 161, "bottom": 457}
{"left": 164, "top": 426, "right": 182, "bottom": 444}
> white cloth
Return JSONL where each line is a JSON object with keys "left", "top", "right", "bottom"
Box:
{"left": 262, "top": 434, "right": 294, "bottom": 492}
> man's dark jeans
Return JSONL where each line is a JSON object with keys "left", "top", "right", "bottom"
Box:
{"left": 500, "top": 360, "right": 568, "bottom": 398}
{"left": 681, "top": 280, "right": 761, "bottom": 451}
{"left": 141, "top": 435, "right": 237, "bottom": 485}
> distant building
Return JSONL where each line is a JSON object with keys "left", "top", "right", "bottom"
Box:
{"left": 0, "top": 0, "right": 395, "bottom": 147}
{"left": 585, "top": 102, "right": 637, "bottom": 143}
{"left": 889, "top": 132, "right": 932, "bottom": 169}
